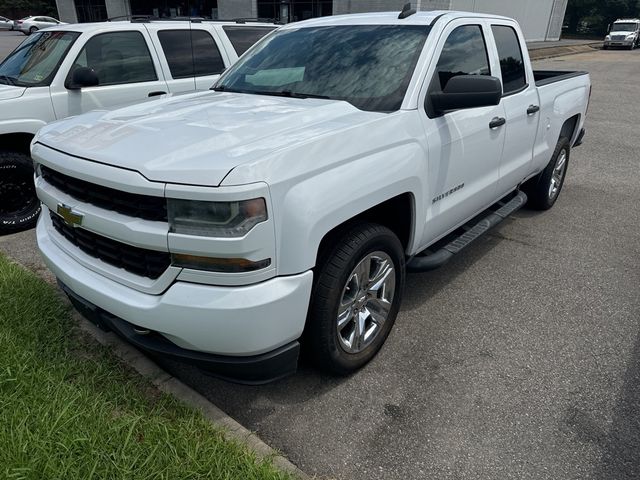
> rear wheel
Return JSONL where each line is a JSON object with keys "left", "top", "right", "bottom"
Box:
{"left": 0, "top": 151, "right": 41, "bottom": 235}
{"left": 306, "top": 223, "right": 405, "bottom": 375}
{"left": 523, "top": 137, "right": 570, "bottom": 211}
{"left": 29, "top": 26, "right": 37, "bottom": 34}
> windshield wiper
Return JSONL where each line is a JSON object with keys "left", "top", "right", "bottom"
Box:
{"left": 0, "top": 75, "right": 16, "bottom": 86}
{"left": 279, "top": 90, "right": 331, "bottom": 100}
{"left": 211, "top": 85, "right": 331, "bottom": 100}
{"left": 210, "top": 85, "right": 244, "bottom": 93}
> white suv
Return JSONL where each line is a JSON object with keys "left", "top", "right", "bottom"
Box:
{"left": 0, "top": 19, "right": 276, "bottom": 234}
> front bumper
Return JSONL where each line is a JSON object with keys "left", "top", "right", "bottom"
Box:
{"left": 60, "top": 282, "right": 300, "bottom": 384}
{"left": 604, "top": 40, "right": 634, "bottom": 47}
{"left": 37, "top": 217, "right": 314, "bottom": 383}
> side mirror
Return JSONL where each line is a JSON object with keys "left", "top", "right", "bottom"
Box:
{"left": 66, "top": 67, "right": 99, "bottom": 90}
{"left": 430, "top": 75, "right": 502, "bottom": 116}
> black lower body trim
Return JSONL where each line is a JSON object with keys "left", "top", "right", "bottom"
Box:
{"left": 59, "top": 281, "right": 299, "bottom": 385}
{"left": 574, "top": 128, "right": 586, "bottom": 147}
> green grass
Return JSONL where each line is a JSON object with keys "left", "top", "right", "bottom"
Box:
{"left": 0, "top": 255, "right": 293, "bottom": 480}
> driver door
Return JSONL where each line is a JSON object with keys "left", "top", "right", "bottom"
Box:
{"left": 418, "top": 20, "right": 506, "bottom": 248}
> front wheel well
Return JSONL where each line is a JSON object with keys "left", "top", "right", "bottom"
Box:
{"left": 315, "top": 193, "right": 414, "bottom": 267}
{"left": 0, "top": 133, "right": 34, "bottom": 155}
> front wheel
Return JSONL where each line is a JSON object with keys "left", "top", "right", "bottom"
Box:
{"left": 305, "top": 223, "right": 405, "bottom": 375}
{"left": 0, "top": 151, "right": 41, "bottom": 235}
{"left": 523, "top": 137, "right": 570, "bottom": 210}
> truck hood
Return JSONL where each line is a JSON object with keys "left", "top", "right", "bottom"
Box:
{"left": 35, "top": 91, "right": 377, "bottom": 186}
{"left": 0, "top": 84, "right": 26, "bottom": 100}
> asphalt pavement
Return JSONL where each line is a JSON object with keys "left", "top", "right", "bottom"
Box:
{"left": 0, "top": 30, "right": 24, "bottom": 59}
{"left": 1, "top": 45, "right": 639, "bottom": 480}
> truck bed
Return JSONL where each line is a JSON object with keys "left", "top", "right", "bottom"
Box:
{"left": 534, "top": 70, "right": 590, "bottom": 87}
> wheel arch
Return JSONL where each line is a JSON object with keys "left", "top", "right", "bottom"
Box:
{"left": 315, "top": 193, "right": 416, "bottom": 269}
{"left": 0, "top": 132, "right": 35, "bottom": 155}
{"left": 560, "top": 114, "right": 581, "bottom": 145}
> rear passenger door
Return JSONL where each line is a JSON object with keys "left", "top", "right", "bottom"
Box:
{"left": 50, "top": 29, "right": 168, "bottom": 119}
{"left": 153, "top": 26, "right": 227, "bottom": 93}
{"left": 489, "top": 22, "right": 539, "bottom": 196}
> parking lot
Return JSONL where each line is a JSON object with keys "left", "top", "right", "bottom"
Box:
{"left": 0, "top": 30, "right": 24, "bottom": 59}
{"left": 1, "top": 36, "right": 639, "bottom": 480}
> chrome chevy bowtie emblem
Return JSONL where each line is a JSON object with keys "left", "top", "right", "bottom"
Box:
{"left": 56, "top": 203, "right": 83, "bottom": 227}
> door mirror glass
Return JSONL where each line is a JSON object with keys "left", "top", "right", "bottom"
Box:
{"left": 429, "top": 75, "right": 502, "bottom": 116}
{"left": 67, "top": 66, "right": 99, "bottom": 89}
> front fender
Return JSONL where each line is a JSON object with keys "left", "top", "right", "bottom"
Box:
{"left": 0, "top": 118, "right": 48, "bottom": 136}
{"left": 273, "top": 141, "right": 427, "bottom": 275}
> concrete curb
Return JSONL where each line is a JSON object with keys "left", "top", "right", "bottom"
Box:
{"left": 528, "top": 42, "right": 602, "bottom": 60}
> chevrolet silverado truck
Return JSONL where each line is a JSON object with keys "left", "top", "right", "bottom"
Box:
{"left": 0, "top": 18, "right": 276, "bottom": 234}
{"left": 33, "top": 7, "right": 590, "bottom": 384}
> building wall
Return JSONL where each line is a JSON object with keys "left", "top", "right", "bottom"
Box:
{"left": 218, "top": 0, "right": 257, "bottom": 19}
{"left": 105, "top": 0, "right": 131, "bottom": 20}
{"left": 333, "top": 0, "right": 450, "bottom": 15}
{"left": 332, "top": 0, "right": 568, "bottom": 41}
{"left": 56, "top": 0, "right": 78, "bottom": 23}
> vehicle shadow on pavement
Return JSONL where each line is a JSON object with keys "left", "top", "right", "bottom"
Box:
{"left": 402, "top": 218, "right": 518, "bottom": 311}
{"left": 597, "top": 331, "right": 640, "bottom": 479}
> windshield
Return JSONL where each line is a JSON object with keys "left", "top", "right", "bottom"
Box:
{"left": 0, "top": 31, "right": 80, "bottom": 87}
{"left": 215, "top": 25, "right": 431, "bottom": 112}
{"left": 611, "top": 23, "right": 637, "bottom": 32}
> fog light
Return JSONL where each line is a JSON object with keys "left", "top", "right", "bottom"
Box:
{"left": 172, "top": 254, "right": 271, "bottom": 273}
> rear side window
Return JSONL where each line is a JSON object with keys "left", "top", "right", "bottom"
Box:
{"left": 433, "top": 25, "right": 490, "bottom": 92}
{"left": 72, "top": 31, "right": 157, "bottom": 86}
{"left": 222, "top": 26, "right": 275, "bottom": 56}
{"left": 158, "top": 30, "right": 225, "bottom": 78}
{"left": 492, "top": 25, "right": 527, "bottom": 95}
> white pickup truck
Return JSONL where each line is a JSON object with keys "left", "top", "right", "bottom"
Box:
{"left": 34, "top": 8, "right": 590, "bottom": 384}
{"left": 0, "top": 18, "right": 276, "bottom": 234}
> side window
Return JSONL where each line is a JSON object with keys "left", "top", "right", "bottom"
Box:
{"left": 158, "top": 30, "right": 225, "bottom": 79}
{"left": 192, "top": 30, "right": 225, "bottom": 76}
{"left": 491, "top": 25, "right": 526, "bottom": 95}
{"left": 72, "top": 31, "right": 157, "bottom": 86}
{"left": 222, "top": 26, "right": 275, "bottom": 56}
{"left": 433, "top": 25, "right": 490, "bottom": 92}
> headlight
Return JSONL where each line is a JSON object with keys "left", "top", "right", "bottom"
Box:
{"left": 605, "top": 35, "right": 611, "bottom": 40}
{"left": 168, "top": 198, "right": 267, "bottom": 238}
{"left": 627, "top": 34, "right": 635, "bottom": 39}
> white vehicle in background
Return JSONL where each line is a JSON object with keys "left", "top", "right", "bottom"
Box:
{"left": 0, "top": 18, "right": 276, "bottom": 234}
{"left": 15, "top": 16, "right": 65, "bottom": 35}
{"left": 34, "top": 8, "right": 590, "bottom": 383}
{"left": 604, "top": 19, "right": 640, "bottom": 49}
{"left": 0, "top": 16, "right": 14, "bottom": 30}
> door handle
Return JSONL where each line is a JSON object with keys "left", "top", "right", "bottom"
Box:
{"left": 148, "top": 91, "right": 167, "bottom": 97}
{"left": 489, "top": 117, "right": 506, "bottom": 129}
{"left": 527, "top": 105, "right": 540, "bottom": 115}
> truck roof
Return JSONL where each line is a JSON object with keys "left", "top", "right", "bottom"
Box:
{"left": 279, "top": 10, "right": 511, "bottom": 29}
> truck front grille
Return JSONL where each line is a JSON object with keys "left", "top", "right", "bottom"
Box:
{"left": 50, "top": 212, "right": 170, "bottom": 279}
{"left": 612, "top": 35, "right": 626, "bottom": 40}
{"left": 41, "top": 166, "right": 167, "bottom": 222}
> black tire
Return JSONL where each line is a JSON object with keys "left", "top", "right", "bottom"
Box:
{"left": 305, "top": 223, "right": 405, "bottom": 375}
{"left": 523, "top": 137, "right": 570, "bottom": 211}
{"left": 0, "top": 151, "right": 41, "bottom": 235}
{"left": 29, "top": 26, "right": 37, "bottom": 34}
{"left": 603, "top": 45, "right": 608, "bottom": 50}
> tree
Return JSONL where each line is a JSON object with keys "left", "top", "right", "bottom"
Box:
{"left": 564, "top": 0, "right": 640, "bottom": 36}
